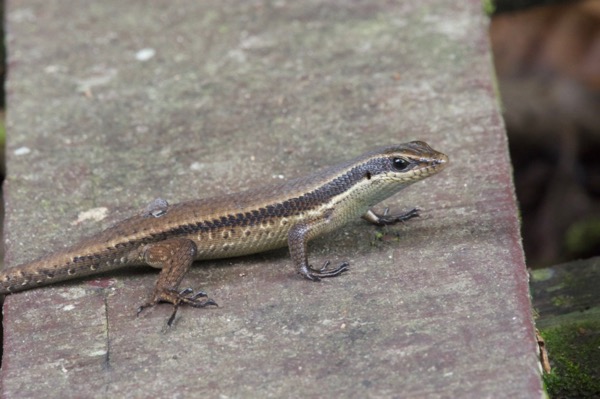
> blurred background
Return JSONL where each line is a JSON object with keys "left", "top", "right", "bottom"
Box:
{"left": 491, "top": 0, "right": 600, "bottom": 268}
{"left": 491, "top": 2, "right": 599, "bottom": 396}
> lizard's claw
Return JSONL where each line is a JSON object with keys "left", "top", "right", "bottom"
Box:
{"left": 136, "top": 287, "right": 218, "bottom": 327}
{"left": 302, "top": 260, "right": 349, "bottom": 281}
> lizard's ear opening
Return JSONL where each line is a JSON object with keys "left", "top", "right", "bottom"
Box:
{"left": 365, "top": 171, "right": 372, "bottom": 180}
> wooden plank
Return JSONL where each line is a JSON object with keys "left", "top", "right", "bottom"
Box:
{"left": 2, "top": 0, "right": 543, "bottom": 397}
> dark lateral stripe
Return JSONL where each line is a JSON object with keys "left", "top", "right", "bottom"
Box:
{"left": 161, "top": 156, "right": 384, "bottom": 237}
{"left": 71, "top": 155, "right": 388, "bottom": 257}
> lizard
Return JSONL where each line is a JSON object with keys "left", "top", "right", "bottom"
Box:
{"left": 1, "top": 141, "right": 448, "bottom": 325}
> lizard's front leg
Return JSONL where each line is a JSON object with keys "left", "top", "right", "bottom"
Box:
{"left": 288, "top": 219, "right": 349, "bottom": 281}
{"left": 136, "top": 237, "right": 216, "bottom": 326}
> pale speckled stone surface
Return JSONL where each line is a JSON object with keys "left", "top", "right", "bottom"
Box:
{"left": 2, "top": 1, "right": 543, "bottom": 397}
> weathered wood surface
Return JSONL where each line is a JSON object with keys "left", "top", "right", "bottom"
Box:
{"left": 2, "top": 1, "right": 543, "bottom": 397}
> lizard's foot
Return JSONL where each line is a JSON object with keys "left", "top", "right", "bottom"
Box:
{"left": 301, "top": 260, "right": 349, "bottom": 281}
{"left": 374, "top": 207, "right": 420, "bottom": 226}
{"left": 137, "top": 287, "right": 218, "bottom": 327}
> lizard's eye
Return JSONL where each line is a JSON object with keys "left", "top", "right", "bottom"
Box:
{"left": 392, "top": 157, "right": 411, "bottom": 171}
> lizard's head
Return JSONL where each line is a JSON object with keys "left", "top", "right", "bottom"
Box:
{"left": 298, "top": 140, "right": 448, "bottom": 208}
{"left": 336, "top": 140, "right": 448, "bottom": 206}
{"left": 377, "top": 140, "right": 449, "bottom": 183}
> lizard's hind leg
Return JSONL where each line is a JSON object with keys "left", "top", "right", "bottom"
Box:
{"left": 136, "top": 238, "right": 217, "bottom": 326}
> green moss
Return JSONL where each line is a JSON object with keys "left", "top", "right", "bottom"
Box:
{"left": 370, "top": 230, "right": 385, "bottom": 248}
{"left": 541, "top": 321, "right": 600, "bottom": 398}
{"left": 565, "top": 217, "right": 600, "bottom": 255}
{"left": 369, "top": 229, "right": 406, "bottom": 248}
{"left": 530, "top": 268, "right": 554, "bottom": 282}
{"left": 550, "top": 295, "right": 574, "bottom": 309}
{"left": 482, "top": 0, "right": 496, "bottom": 16}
